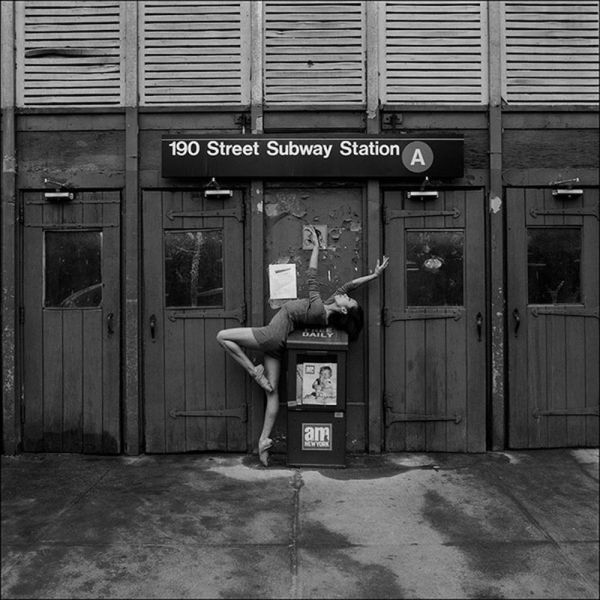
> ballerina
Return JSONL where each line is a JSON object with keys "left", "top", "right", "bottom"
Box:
{"left": 217, "top": 225, "right": 389, "bottom": 466}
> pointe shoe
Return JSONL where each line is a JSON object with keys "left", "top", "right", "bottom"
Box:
{"left": 251, "top": 365, "right": 273, "bottom": 392}
{"left": 258, "top": 438, "right": 273, "bottom": 467}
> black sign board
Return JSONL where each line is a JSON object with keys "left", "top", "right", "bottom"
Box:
{"left": 161, "top": 135, "right": 463, "bottom": 179}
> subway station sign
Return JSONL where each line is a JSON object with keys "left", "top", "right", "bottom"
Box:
{"left": 161, "top": 135, "right": 463, "bottom": 179}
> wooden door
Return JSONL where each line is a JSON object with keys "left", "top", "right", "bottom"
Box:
{"left": 143, "top": 190, "right": 247, "bottom": 453}
{"left": 383, "top": 189, "right": 486, "bottom": 452}
{"left": 22, "top": 191, "right": 121, "bottom": 453}
{"left": 507, "top": 188, "right": 599, "bottom": 448}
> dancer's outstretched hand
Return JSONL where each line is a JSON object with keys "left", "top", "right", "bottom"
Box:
{"left": 374, "top": 255, "right": 390, "bottom": 276}
{"left": 304, "top": 225, "right": 318, "bottom": 248}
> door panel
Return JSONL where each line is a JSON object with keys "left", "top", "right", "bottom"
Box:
{"left": 143, "top": 190, "right": 247, "bottom": 453}
{"left": 22, "top": 191, "right": 121, "bottom": 453}
{"left": 507, "top": 188, "right": 599, "bottom": 448}
{"left": 383, "top": 189, "right": 486, "bottom": 452}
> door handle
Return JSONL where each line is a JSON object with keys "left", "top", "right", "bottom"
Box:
{"left": 149, "top": 314, "right": 157, "bottom": 341}
{"left": 107, "top": 312, "right": 114, "bottom": 335}
{"left": 513, "top": 308, "right": 521, "bottom": 337}
{"left": 476, "top": 312, "right": 483, "bottom": 342}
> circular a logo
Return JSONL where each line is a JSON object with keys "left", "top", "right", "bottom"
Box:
{"left": 402, "top": 141, "right": 434, "bottom": 173}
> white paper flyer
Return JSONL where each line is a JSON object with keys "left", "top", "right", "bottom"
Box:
{"left": 268, "top": 263, "right": 297, "bottom": 300}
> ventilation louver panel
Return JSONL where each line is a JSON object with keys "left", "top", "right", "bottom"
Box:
{"left": 383, "top": 1, "right": 486, "bottom": 105}
{"left": 504, "top": 1, "right": 599, "bottom": 105}
{"left": 264, "top": 1, "right": 365, "bottom": 105}
{"left": 141, "top": 1, "right": 247, "bottom": 106}
{"left": 17, "top": 1, "right": 123, "bottom": 106}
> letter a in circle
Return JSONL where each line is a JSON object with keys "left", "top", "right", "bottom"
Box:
{"left": 410, "top": 148, "right": 426, "bottom": 166}
{"left": 402, "top": 141, "right": 434, "bottom": 173}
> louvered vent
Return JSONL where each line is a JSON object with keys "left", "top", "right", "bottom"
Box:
{"left": 383, "top": 1, "right": 486, "bottom": 104}
{"left": 141, "top": 1, "right": 248, "bottom": 106}
{"left": 17, "top": 1, "right": 123, "bottom": 106}
{"left": 504, "top": 1, "right": 599, "bottom": 105}
{"left": 264, "top": 1, "right": 365, "bottom": 105}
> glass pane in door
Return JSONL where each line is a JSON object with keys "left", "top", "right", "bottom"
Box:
{"left": 406, "top": 230, "right": 464, "bottom": 306}
{"left": 527, "top": 228, "right": 581, "bottom": 304}
{"left": 44, "top": 230, "right": 103, "bottom": 308}
{"left": 164, "top": 230, "right": 223, "bottom": 307}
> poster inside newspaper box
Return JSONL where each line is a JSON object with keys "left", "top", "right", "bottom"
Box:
{"left": 296, "top": 361, "right": 338, "bottom": 406}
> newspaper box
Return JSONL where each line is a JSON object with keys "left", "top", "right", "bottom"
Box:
{"left": 285, "top": 327, "right": 348, "bottom": 467}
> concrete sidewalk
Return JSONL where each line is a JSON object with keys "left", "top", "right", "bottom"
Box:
{"left": 1, "top": 449, "right": 598, "bottom": 599}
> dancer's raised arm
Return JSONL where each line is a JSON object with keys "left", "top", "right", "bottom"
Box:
{"left": 306, "top": 225, "right": 320, "bottom": 270}
{"left": 347, "top": 255, "right": 389, "bottom": 289}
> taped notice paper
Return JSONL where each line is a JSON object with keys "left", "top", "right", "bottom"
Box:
{"left": 269, "top": 263, "right": 297, "bottom": 300}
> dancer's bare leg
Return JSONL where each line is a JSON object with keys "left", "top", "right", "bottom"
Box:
{"left": 216, "top": 328, "right": 272, "bottom": 392}
{"left": 258, "top": 355, "right": 281, "bottom": 466}
{"left": 216, "top": 328, "right": 258, "bottom": 371}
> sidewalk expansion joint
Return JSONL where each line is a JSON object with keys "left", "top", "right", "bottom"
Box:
{"left": 289, "top": 469, "right": 304, "bottom": 599}
{"left": 567, "top": 451, "right": 600, "bottom": 484}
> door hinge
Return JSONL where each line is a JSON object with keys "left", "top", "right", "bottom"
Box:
{"left": 19, "top": 307, "right": 25, "bottom": 324}
{"left": 165, "top": 206, "right": 244, "bottom": 222}
{"left": 531, "top": 306, "right": 599, "bottom": 319}
{"left": 382, "top": 307, "right": 463, "bottom": 326}
{"left": 167, "top": 304, "right": 246, "bottom": 324}
{"left": 384, "top": 207, "right": 460, "bottom": 224}
{"left": 533, "top": 407, "right": 599, "bottom": 419}
{"left": 529, "top": 207, "right": 599, "bottom": 220}
{"left": 17, "top": 205, "right": 24, "bottom": 224}
{"left": 383, "top": 393, "right": 462, "bottom": 425}
{"left": 169, "top": 404, "right": 247, "bottom": 422}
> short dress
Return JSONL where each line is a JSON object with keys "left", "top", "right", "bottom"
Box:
{"left": 251, "top": 267, "right": 358, "bottom": 359}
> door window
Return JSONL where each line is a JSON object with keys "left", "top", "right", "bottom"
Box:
{"left": 527, "top": 228, "right": 581, "bottom": 304}
{"left": 44, "top": 230, "right": 103, "bottom": 308}
{"left": 406, "top": 230, "right": 464, "bottom": 306}
{"left": 164, "top": 229, "right": 223, "bottom": 307}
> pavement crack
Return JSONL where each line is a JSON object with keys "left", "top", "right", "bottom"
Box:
{"left": 289, "top": 469, "right": 304, "bottom": 599}
{"left": 32, "top": 466, "right": 113, "bottom": 544}
{"left": 488, "top": 469, "right": 599, "bottom": 595}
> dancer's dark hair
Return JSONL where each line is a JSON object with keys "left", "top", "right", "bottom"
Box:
{"left": 328, "top": 305, "right": 364, "bottom": 342}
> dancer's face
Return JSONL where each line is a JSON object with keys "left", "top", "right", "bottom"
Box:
{"left": 333, "top": 293, "right": 358, "bottom": 312}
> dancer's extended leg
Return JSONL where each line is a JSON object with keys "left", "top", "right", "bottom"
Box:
{"left": 258, "top": 355, "right": 281, "bottom": 467}
{"left": 216, "top": 328, "right": 273, "bottom": 392}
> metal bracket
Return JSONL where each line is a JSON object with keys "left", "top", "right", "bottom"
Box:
{"left": 384, "top": 207, "right": 460, "bottom": 223}
{"left": 235, "top": 113, "right": 251, "bottom": 132}
{"left": 169, "top": 405, "right": 247, "bottom": 422}
{"left": 533, "top": 407, "right": 599, "bottom": 419}
{"left": 531, "top": 307, "right": 599, "bottom": 319}
{"left": 407, "top": 191, "right": 439, "bottom": 201}
{"left": 167, "top": 305, "right": 246, "bottom": 324}
{"left": 383, "top": 307, "right": 463, "bottom": 326}
{"left": 382, "top": 112, "right": 403, "bottom": 129}
{"left": 552, "top": 189, "right": 583, "bottom": 200}
{"left": 529, "top": 207, "right": 599, "bottom": 220}
{"left": 166, "top": 207, "right": 244, "bottom": 222}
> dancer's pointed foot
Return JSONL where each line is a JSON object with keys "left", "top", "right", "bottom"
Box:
{"left": 258, "top": 437, "right": 273, "bottom": 467}
{"left": 251, "top": 364, "right": 273, "bottom": 392}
